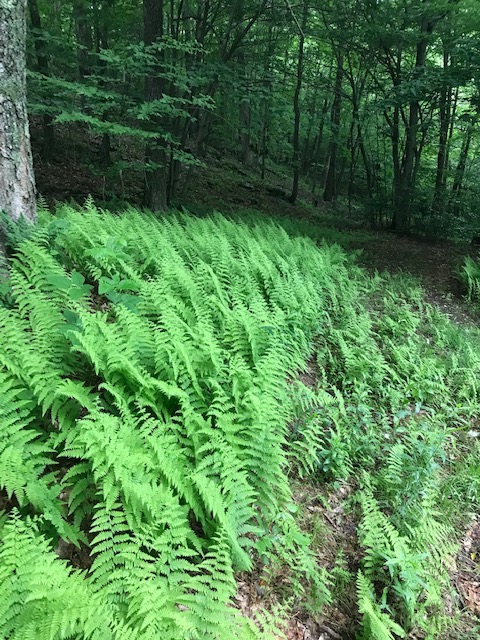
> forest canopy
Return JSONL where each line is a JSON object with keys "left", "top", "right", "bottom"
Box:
{"left": 21, "top": 0, "right": 480, "bottom": 235}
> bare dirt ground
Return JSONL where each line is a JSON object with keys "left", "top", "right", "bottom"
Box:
{"left": 354, "top": 232, "right": 480, "bottom": 326}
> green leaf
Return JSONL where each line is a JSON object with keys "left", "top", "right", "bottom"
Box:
{"left": 71, "top": 271, "right": 86, "bottom": 287}
{"left": 47, "top": 274, "right": 72, "bottom": 290}
{"left": 116, "top": 279, "right": 140, "bottom": 292}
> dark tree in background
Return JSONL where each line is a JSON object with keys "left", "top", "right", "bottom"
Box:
{"left": 28, "top": 0, "right": 54, "bottom": 159}
{"left": 289, "top": 0, "right": 308, "bottom": 205}
{"left": 143, "top": 0, "right": 169, "bottom": 211}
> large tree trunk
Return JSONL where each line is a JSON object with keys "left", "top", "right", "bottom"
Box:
{"left": 0, "top": 0, "right": 36, "bottom": 224}
{"left": 143, "top": 0, "right": 169, "bottom": 211}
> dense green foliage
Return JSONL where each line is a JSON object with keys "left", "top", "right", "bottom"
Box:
{"left": 25, "top": 0, "right": 480, "bottom": 235}
{"left": 1, "top": 205, "right": 480, "bottom": 638}
{"left": 462, "top": 254, "right": 480, "bottom": 300}
{"left": 287, "top": 242, "right": 480, "bottom": 637}
{"left": 0, "top": 204, "right": 342, "bottom": 638}
{"left": 2, "top": 1, "right": 480, "bottom": 637}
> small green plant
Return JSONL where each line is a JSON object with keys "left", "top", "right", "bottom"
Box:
{"left": 356, "top": 571, "right": 406, "bottom": 640}
{"left": 357, "top": 484, "right": 445, "bottom": 633}
{"left": 461, "top": 256, "right": 480, "bottom": 301}
{"left": 330, "top": 550, "right": 353, "bottom": 598}
{"left": 300, "top": 266, "right": 480, "bottom": 637}
{"left": 255, "top": 508, "right": 330, "bottom": 608}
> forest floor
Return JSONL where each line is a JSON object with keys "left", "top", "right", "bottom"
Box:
{"left": 31, "top": 122, "right": 478, "bottom": 324}
{"left": 353, "top": 233, "right": 479, "bottom": 325}
{"left": 185, "top": 158, "right": 480, "bottom": 639}
{"left": 184, "top": 154, "right": 479, "bottom": 325}
{"left": 32, "top": 133, "right": 480, "bottom": 639}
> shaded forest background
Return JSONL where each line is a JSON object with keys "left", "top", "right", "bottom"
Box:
{"left": 26, "top": 0, "right": 480, "bottom": 237}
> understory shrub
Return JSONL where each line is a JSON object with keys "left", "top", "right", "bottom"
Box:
{"left": 462, "top": 255, "right": 480, "bottom": 301}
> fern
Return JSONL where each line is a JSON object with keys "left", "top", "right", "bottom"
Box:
{"left": 2, "top": 202, "right": 474, "bottom": 638}
{"left": 357, "top": 572, "right": 406, "bottom": 640}
{"left": 357, "top": 467, "right": 453, "bottom": 636}
{"left": 1, "top": 203, "right": 347, "bottom": 638}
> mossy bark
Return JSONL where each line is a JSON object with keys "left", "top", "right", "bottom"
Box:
{"left": 0, "top": 0, "right": 37, "bottom": 223}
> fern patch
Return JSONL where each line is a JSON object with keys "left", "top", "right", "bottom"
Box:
{"left": 2, "top": 203, "right": 480, "bottom": 638}
{"left": 0, "top": 203, "right": 348, "bottom": 638}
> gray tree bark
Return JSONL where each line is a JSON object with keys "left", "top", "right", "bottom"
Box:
{"left": 0, "top": 0, "right": 37, "bottom": 223}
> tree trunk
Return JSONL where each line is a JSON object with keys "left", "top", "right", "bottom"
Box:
{"left": 0, "top": 0, "right": 37, "bottom": 224}
{"left": 390, "top": 105, "right": 401, "bottom": 203}
{"left": 392, "top": 4, "right": 450, "bottom": 231}
{"left": 302, "top": 79, "right": 319, "bottom": 173}
{"left": 411, "top": 108, "right": 430, "bottom": 195}
{"left": 444, "top": 86, "right": 459, "bottom": 184}
{"left": 432, "top": 50, "right": 451, "bottom": 213}
{"left": 323, "top": 52, "right": 343, "bottom": 202}
{"left": 311, "top": 94, "right": 329, "bottom": 196}
{"left": 94, "top": 8, "right": 111, "bottom": 167}
{"left": 289, "top": 0, "right": 308, "bottom": 204}
{"left": 73, "top": 0, "right": 93, "bottom": 80}
{"left": 392, "top": 35, "right": 428, "bottom": 232}
{"left": 238, "top": 51, "right": 251, "bottom": 165}
{"left": 449, "top": 123, "right": 473, "bottom": 215}
{"left": 28, "top": 0, "right": 54, "bottom": 159}
{"left": 143, "top": 0, "right": 169, "bottom": 211}
{"left": 347, "top": 106, "right": 357, "bottom": 211}
{"left": 260, "top": 24, "right": 276, "bottom": 180}
{"left": 178, "top": 0, "right": 267, "bottom": 200}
